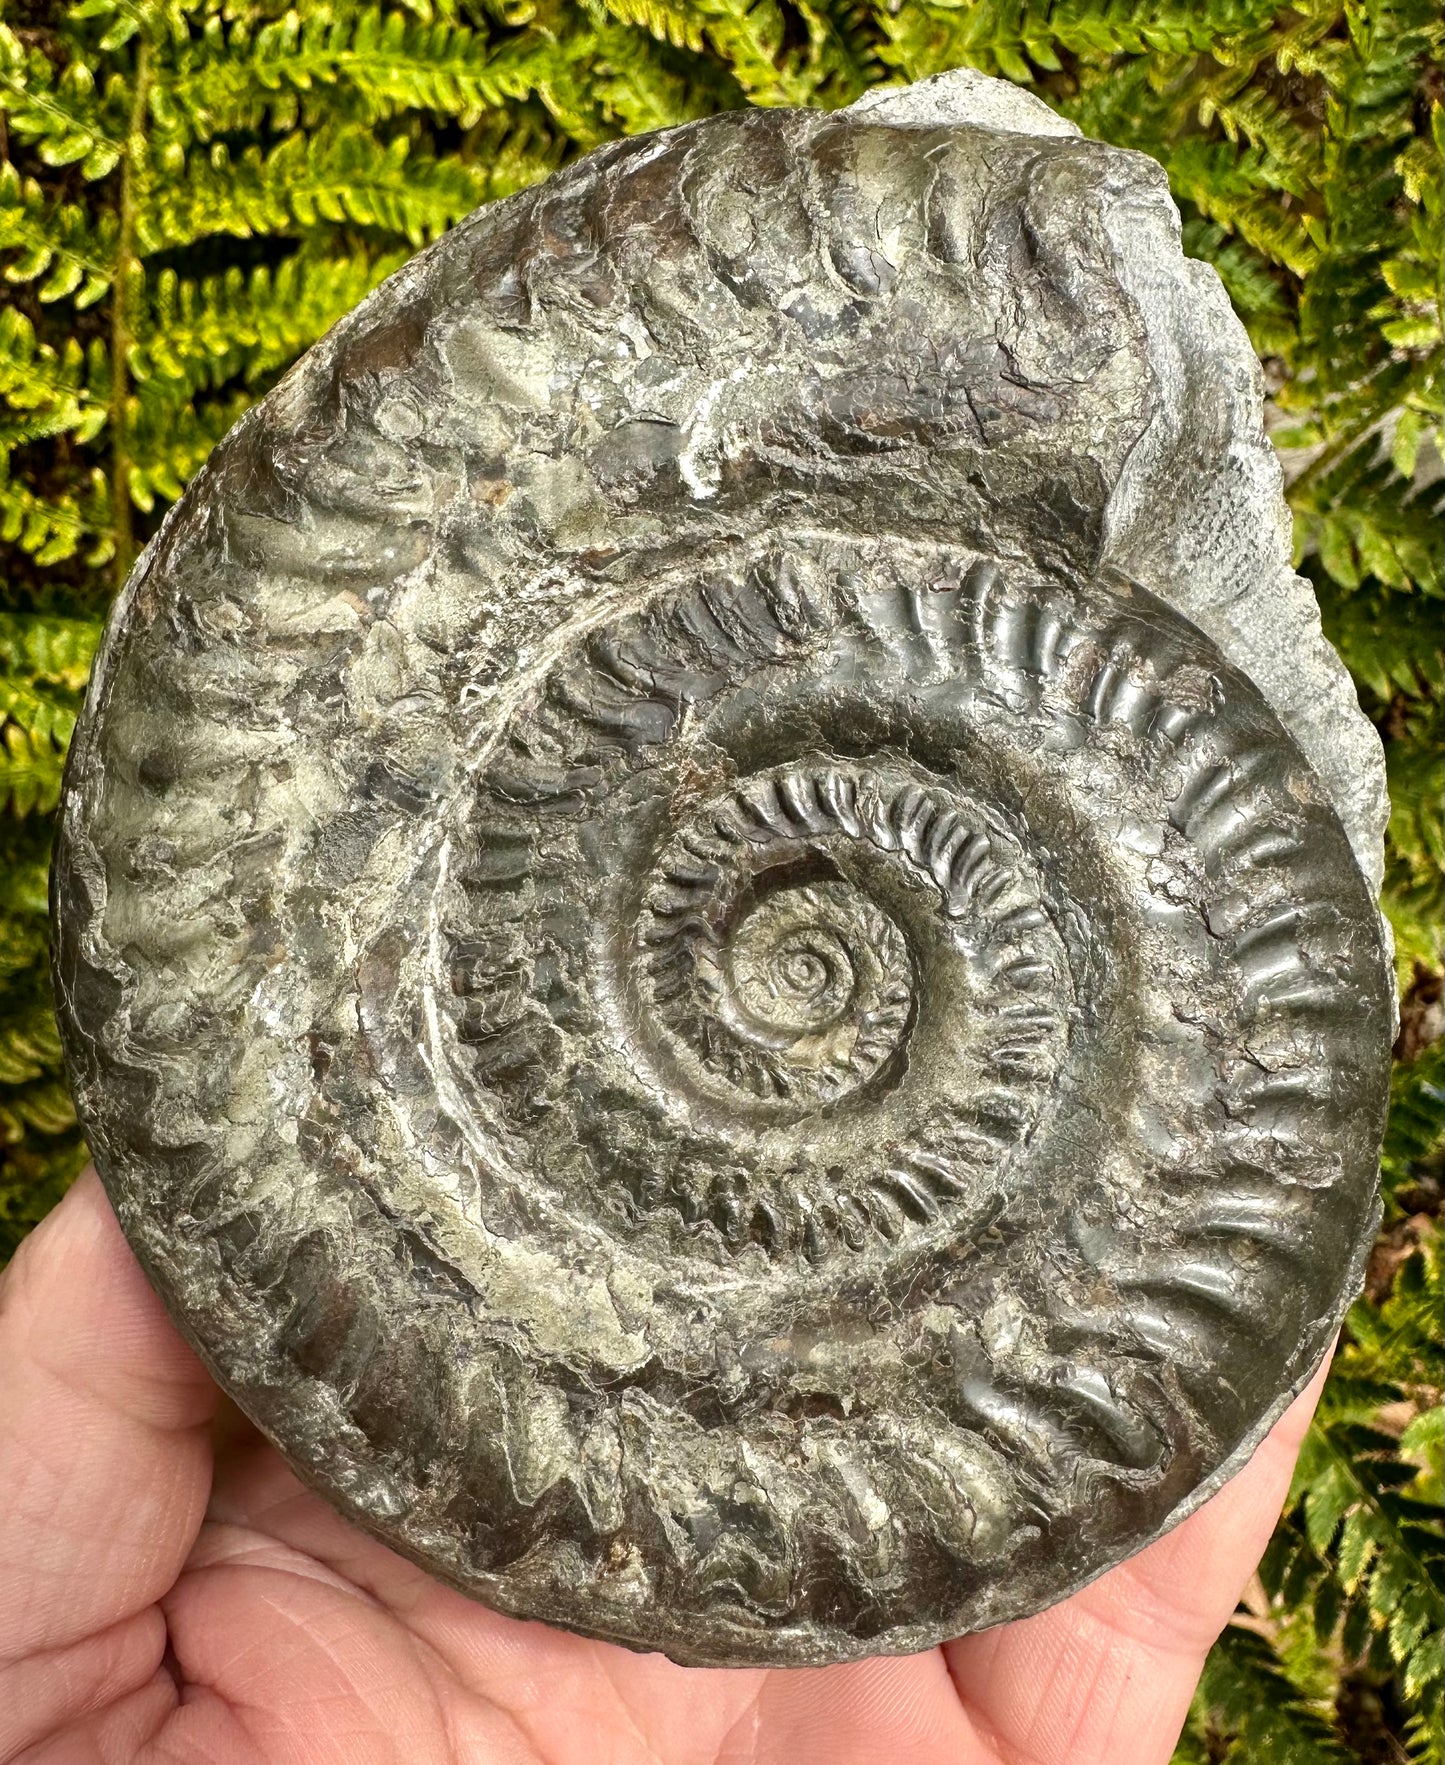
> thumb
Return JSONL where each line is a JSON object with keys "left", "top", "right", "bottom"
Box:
{"left": 0, "top": 1168, "right": 215, "bottom": 1747}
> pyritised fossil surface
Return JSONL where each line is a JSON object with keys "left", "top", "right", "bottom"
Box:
{"left": 52, "top": 69, "right": 1395, "bottom": 1666}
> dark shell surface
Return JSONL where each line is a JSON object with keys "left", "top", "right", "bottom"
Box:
{"left": 52, "top": 74, "right": 1395, "bottom": 1665}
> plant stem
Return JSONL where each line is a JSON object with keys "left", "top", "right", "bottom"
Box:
{"left": 110, "top": 33, "right": 151, "bottom": 593}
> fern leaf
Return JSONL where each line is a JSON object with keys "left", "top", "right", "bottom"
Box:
{"left": 1386, "top": 703, "right": 1445, "bottom": 898}
{"left": 67, "top": 0, "right": 191, "bottom": 55}
{"left": 1193, "top": 1624, "right": 1352, "bottom": 1763}
{"left": 0, "top": 21, "right": 124, "bottom": 179}
{"left": 587, "top": 19, "right": 744, "bottom": 132}
{"left": 0, "top": 612, "right": 103, "bottom": 692}
{"left": 124, "top": 385, "right": 249, "bottom": 510}
{"left": 0, "top": 997, "right": 64, "bottom": 1088}
{"left": 1166, "top": 138, "right": 1320, "bottom": 275}
{"left": 0, "top": 463, "right": 114, "bottom": 566}
{"left": 0, "top": 609, "right": 101, "bottom": 754}
{"left": 0, "top": 1076, "right": 77, "bottom": 1143}
{"left": 155, "top": 7, "right": 568, "bottom": 137}
{"left": 141, "top": 125, "right": 502, "bottom": 250}
{"left": 0, "top": 307, "right": 109, "bottom": 449}
{"left": 1400, "top": 1404, "right": 1443, "bottom": 1509}
{"left": 1315, "top": 579, "right": 1445, "bottom": 705}
{"left": 0, "top": 163, "right": 117, "bottom": 305}
{"left": 1379, "top": 1043, "right": 1445, "bottom": 1214}
{"left": 0, "top": 920, "right": 46, "bottom": 992}
{"left": 598, "top": 0, "right": 865, "bottom": 105}
{"left": 131, "top": 249, "right": 404, "bottom": 396}
{"left": 0, "top": 720, "right": 66, "bottom": 817}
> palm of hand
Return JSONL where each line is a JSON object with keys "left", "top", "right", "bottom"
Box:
{"left": 3, "top": 1174, "right": 1322, "bottom": 1765}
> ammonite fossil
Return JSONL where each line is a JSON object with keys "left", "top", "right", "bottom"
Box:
{"left": 52, "top": 69, "right": 1396, "bottom": 1666}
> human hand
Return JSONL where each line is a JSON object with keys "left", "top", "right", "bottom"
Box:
{"left": 2, "top": 1169, "right": 1326, "bottom": 1765}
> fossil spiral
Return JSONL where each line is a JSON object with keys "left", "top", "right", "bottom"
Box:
{"left": 52, "top": 70, "right": 1395, "bottom": 1665}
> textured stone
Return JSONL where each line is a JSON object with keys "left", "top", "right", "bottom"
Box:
{"left": 52, "top": 71, "right": 1394, "bottom": 1666}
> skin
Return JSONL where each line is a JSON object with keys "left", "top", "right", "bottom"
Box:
{"left": 0, "top": 1169, "right": 1327, "bottom": 1765}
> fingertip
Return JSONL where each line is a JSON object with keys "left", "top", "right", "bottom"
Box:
{"left": 941, "top": 1357, "right": 1337, "bottom": 1765}
{"left": 1, "top": 1165, "right": 215, "bottom": 1434}
{"left": 0, "top": 1167, "right": 218, "bottom": 1662}
{"left": 1064, "top": 1356, "right": 1332, "bottom": 1651}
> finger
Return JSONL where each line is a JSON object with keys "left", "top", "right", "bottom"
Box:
{"left": 944, "top": 1355, "right": 1331, "bottom": 1765}
{"left": 0, "top": 1168, "right": 216, "bottom": 1666}
{"left": 204, "top": 1437, "right": 986, "bottom": 1765}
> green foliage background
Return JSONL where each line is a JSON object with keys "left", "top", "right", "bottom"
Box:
{"left": 0, "top": 0, "right": 1440, "bottom": 1756}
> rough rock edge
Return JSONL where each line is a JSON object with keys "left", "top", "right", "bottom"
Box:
{"left": 853, "top": 70, "right": 1389, "bottom": 901}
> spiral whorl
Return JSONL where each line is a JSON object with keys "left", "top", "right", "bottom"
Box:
{"left": 647, "top": 859, "right": 913, "bottom": 1106}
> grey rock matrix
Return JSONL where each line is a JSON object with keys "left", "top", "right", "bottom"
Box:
{"left": 52, "top": 70, "right": 1394, "bottom": 1666}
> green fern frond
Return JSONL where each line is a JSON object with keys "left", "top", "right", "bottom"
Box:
{"left": 1383, "top": 694, "right": 1445, "bottom": 979}
{"left": 1190, "top": 1623, "right": 1352, "bottom": 1763}
{"left": 1386, "top": 702, "right": 1445, "bottom": 890}
{"left": 0, "top": 720, "right": 67, "bottom": 817}
{"left": 0, "top": 610, "right": 100, "bottom": 690}
{"left": 133, "top": 249, "right": 404, "bottom": 394}
{"left": 0, "top": 676, "right": 77, "bottom": 749}
{"left": 596, "top": 0, "right": 866, "bottom": 105}
{"left": 0, "top": 308, "right": 109, "bottom": 448}
{"left": 0, "top": 163, "right": 117, "bottom": 304}
{"left": 0, "top": 996, "right": 65, "bottom": 1087}
{"left": 157, "top": 8, "right": 560, "bottom": 139}
{"left": 1167, "top": 138, "right": 1320, "bottom": 274}
{"left": 0, "top": 21, "right": 124, "bottom": 179}
{"left": 1400, "top": 1403, "right": 1442, "bottom": 1509}
{"left": 1337, "top": 1241, "right": 1444, "bottom": 1406}
{"left": 1385, "top": 874, "right": 1445, "bottom": 988}
{"left": 0, "top": 895, "right": 48, "bottom": 988}
{"left": 0, "top": 583, "right": 94, "bottom": 798}
{"left": 68, "top": 0, "right": 191, "bottom": 54}
{"left": 878, "top": 0, "right": 1290, "bottom": 89}
{"left": 1252, "top": 1233, "right": 1444, "bottom": 1759}
{"left": 0, "top": 916, "right": 45, "bottom": 987}
{"left": 125, "top": 384, "right": 248, "bottom": 508}
{"left": 1296, "top": 452, "right": 1444, "bottom": 596}
{"left": 0, "top": 1076, "right": 77, "bottom": 1144}
{"left": 141, "top": 125, "right": 494, "bottom": 251}
{"left": 1316, "top": 581, "right": 1445, "bottom": 705}
{"left": 0, "top": 463, "right": 114, "bottom": 567}
{"left": 1379, "top": 1044, "right": 1445, "bottom": 1213}
{"left": 587, "top": 19, "right": 744, "bottom": 131}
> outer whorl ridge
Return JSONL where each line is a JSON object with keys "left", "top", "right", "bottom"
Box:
{"left": 51, "top": 71, "right": 1394, "bottom": 1664}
